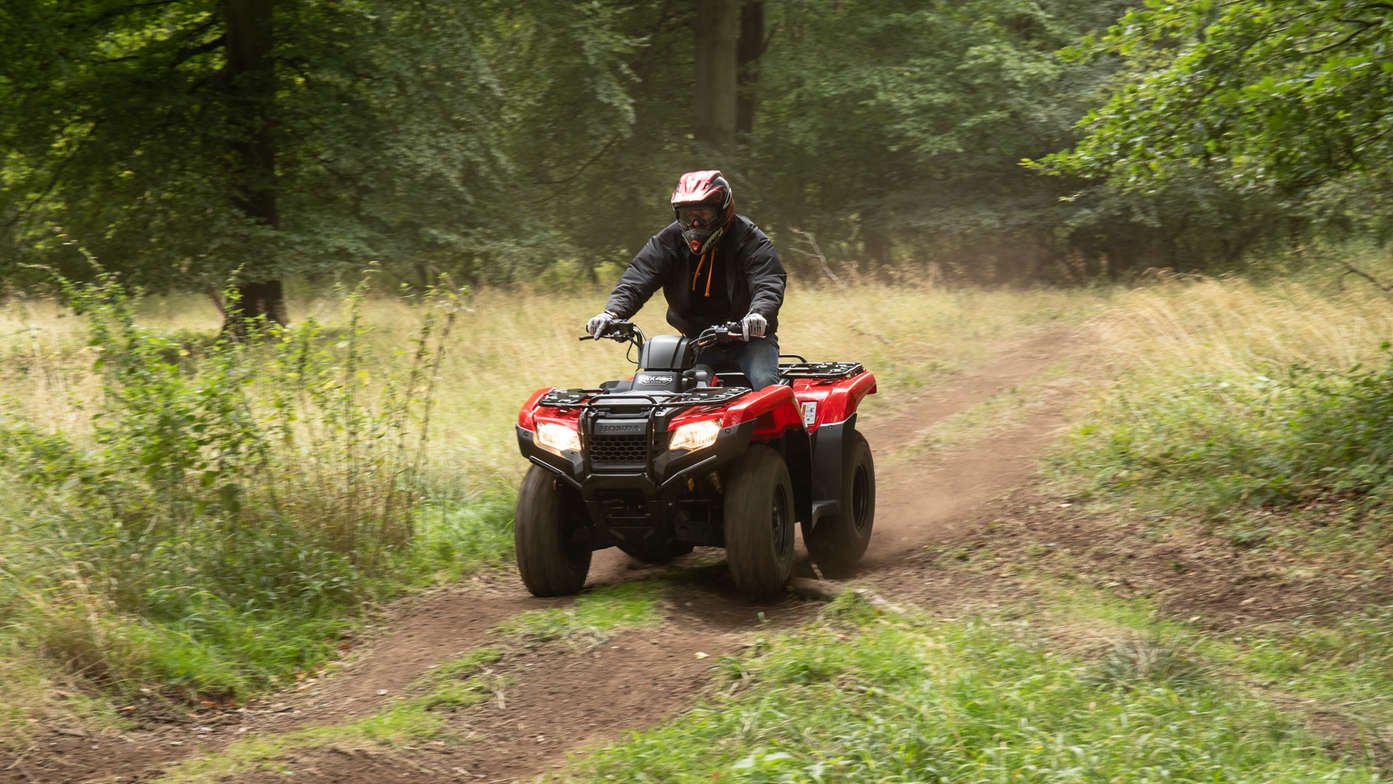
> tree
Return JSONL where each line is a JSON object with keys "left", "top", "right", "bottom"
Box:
{"left": 1042, "top": 0, "right": 1393, "bottom": 228}
{"left": 223, "top": 0, "right": 285, "bottom": 327}
{"left": 0, "top": 1, "right": 638, "bottom": 319}
{"left": 693, "top": 0, "right": 741, "bottom": 157}
{"left": 748, "top": 0, "right": 1136, "bottom": 281}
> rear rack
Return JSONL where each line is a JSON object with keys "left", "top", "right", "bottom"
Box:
{"left": 778, "top": 361, "right": 865, "bottom": 379}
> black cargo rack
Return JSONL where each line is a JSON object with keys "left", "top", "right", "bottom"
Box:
{"left": 777, "top": 361, "right": 865, "bottom": 379}
{"left": 538, "top": 386, "right": 750, "bottom": 413}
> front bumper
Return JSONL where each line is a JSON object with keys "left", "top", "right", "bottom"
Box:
{"left": 516, "top": 419, "right": 756, "bottom": 549}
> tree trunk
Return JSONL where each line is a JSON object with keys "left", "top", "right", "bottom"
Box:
{"left": 736, "top": 1, "right": 766, "bottom": 138}
{"left": 222, "top": 0, "right": 287, "bottom": 333}
{"left": 693, "top": 0, "right": 740, "bottom": 157}
{"left": 862, "top": 215, "right": 892, "bottom": 276}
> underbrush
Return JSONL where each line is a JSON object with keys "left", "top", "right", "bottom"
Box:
{"left": 563, "top": 593, "right": 1378, "bottom": 782}
{"left": 1056, "top": 254, "right": 1393, "bottom": 551}
{"left": 1067, "top": 356, "right": 1393, "bottom": 535}
{"left": 0, "top": 274, "right": 513, "bottom": 736}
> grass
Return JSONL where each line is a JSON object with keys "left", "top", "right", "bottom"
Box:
{"left": 885, "top": 363, "right": 1078, "bottom": 464}
{"left": 7, "top": 251, "right": 1393, "bottom": 778}
{"left": 149, "top": 582, "right": 666, "bottom": 784}
{"left": 927, "top": 549, "right": 1393, "bottom": 771}
{"left": 557, "top": 592, "right": 1380, "bottom": 783}
{"left": 0, "top": 273, "right": 1104, "bottom": 740}
{"left": 496, "top": 581, "right": 666, "bottom": 647}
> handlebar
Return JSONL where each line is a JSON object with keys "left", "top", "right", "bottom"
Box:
{"left": 580, "top": 320, "right": 760, "bottom": 348}
{"left": 692, "top": 321, "right": 747, "bottom": 348}
{"left": 581, "top": 320, "right": 645, "bottom": 347}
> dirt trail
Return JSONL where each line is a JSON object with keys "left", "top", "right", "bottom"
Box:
{"left": 4, "top": 327, "right": 1092, "bottom": 784}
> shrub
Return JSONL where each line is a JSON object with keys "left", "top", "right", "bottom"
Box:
{"left": 0, "top": 271, "right": 488, "bottom": 697}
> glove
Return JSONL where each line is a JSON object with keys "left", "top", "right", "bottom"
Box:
{"left": 741, "top": 312, "right": 768, "bottom": 341}
{"left": 586, "top": 310, "right": 618, "bottom": 337}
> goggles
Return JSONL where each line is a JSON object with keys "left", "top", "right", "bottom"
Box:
{"left": 676, "top": 204, "right": 720, "bottom": 230}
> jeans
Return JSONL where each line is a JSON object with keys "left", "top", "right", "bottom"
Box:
{"left": 696, "top": 334, "right": 781, "bottom": 390}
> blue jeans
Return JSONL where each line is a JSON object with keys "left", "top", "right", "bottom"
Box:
{"left": 696, "top": 334, "right": 781, "bottom": 389}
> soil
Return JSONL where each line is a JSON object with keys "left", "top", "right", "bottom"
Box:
{"left": 5, "top": 325, "right": 1387, "bottom": 783}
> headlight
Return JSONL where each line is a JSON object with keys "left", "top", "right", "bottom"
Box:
{"left": 669, "top": 418, "right": 722, "bottom": 452}
{"left": 535, "top": 422, "right": 581, "bottom": 455}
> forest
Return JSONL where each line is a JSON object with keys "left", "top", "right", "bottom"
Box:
{"left": 2, "top": 1, "right": 1392, "bottom": 782}
{"left": 4, "top": 0, "right": 1390, "bottom": 317}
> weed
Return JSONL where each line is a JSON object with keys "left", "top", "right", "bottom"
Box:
{"left": 1088, "top": 633, "right": 1209, "bottom": 691}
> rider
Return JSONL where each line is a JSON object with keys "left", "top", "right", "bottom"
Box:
{"left": 585, "top": 170, "right": 787, "bottom": 390}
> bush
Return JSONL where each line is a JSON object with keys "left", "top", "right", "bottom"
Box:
{"left": 1064, "top": 347, "right": 1393, "bottom": 529}
{"left": 0, "top": 271, "right": 512, "bottom": 699}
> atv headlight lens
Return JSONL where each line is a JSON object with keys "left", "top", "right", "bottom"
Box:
{"left": 669, "top": 418, "right": 722, "bottom": 452}
{"left": 535, "top": 422, "right": 581, "bottom": 454}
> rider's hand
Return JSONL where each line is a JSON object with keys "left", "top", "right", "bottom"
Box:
{"left": 586, "top": 311, "right": 618, "bottom": 337}
{"left": 741, "top": 312, "right": 767, "bottom": 341}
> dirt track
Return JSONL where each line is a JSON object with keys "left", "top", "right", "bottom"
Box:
{"left": 5, "top": 328, "right": 1094, "bottom": 784}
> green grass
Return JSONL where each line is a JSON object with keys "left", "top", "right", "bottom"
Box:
{"left": 148, "top": 581, "right": 668, "bottom": 784}
{"left": 559, "top": 592, "right": 1378, "bottom": 783}
{"left": 152, "top": 646, "right": 508, "bottom": 784}
{"left": 497, "top": 581, "right": 666, "bottom": 646}
{"left": 935, "top": 566, "right": 1393, "bottom": 769}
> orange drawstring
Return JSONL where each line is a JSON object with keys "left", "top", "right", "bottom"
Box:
{"left": 691, "top": 251, "right": 717, "bottom": 296}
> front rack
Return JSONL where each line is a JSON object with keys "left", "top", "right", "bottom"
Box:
{"left": 537, "top": 385, "right": 750, "bottom": 413}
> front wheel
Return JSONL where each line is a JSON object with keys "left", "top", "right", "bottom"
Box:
{"left": 515, "top": 465, "right": 591, "bottom": 596}
{"left": 723, "top": 444, "right": 796, "bottom": 598}
{"left": 803, "top": 429, "right": 875, "bottom": 575}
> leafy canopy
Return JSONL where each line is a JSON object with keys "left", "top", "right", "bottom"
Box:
{"left": 1042, "top": 0, "right": 1393, "bottom": 196}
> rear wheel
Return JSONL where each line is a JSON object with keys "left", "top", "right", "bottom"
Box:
{"left": 803, "top": 429, "right": 875, "bottom": 575}
{"left": 723, "top": 444, "right": 795, "bottom": 598}
{"left": 515, "top": 465, "right": 591, "bottom": 596}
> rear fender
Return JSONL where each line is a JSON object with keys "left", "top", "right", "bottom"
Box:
{"left": 793, "top": 371, "right": 877, "bottom": 434}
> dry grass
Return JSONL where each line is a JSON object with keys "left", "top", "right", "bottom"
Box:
{"left": 1092, "top": 265, "right": 1393, "bottom": 376}
{"left": 0, "top": 280, "right": 1105, "bottom": 493}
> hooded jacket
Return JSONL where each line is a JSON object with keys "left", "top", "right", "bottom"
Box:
{"left": 604, "top": 215, "right": 786, "bottom": 339}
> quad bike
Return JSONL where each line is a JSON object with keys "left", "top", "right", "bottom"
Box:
{"left": 513, "top": 321, "right": 877, "bottom": 598}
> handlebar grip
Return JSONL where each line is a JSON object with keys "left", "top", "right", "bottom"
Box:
{"left": 579, "top": 335, "right": 595, "bottom": 341}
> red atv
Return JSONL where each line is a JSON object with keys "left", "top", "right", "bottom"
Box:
{"left": 514, "top": 321, "right": 876, "bottom": 598}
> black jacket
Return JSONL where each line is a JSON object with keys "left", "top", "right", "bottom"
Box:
{"left": 604, "top": 215, "right": 786, "bottom": 339}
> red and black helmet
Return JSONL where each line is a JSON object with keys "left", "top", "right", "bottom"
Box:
{"left": 671, "top": 170, "right": 734, "bottom": 255}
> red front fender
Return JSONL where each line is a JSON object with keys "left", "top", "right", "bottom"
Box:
{"left": 724, "top": 384, "right": 806, "bottom": 440}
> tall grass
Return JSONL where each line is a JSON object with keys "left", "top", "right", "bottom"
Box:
{"left": 0, "top": 271, "right": 1099, "bottom": 736}
{"left": 1058, "top": 253, "right": 1393, "bottom": 534}
{"left": 0, "top": 273, "right": 506, "bottom": 718}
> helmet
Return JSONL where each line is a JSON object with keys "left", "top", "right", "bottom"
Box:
{"left": 671, "top": 170, "right": 734, "bottom": 255}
